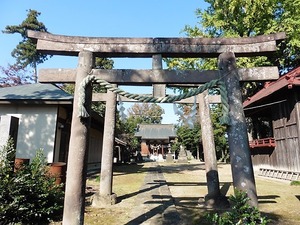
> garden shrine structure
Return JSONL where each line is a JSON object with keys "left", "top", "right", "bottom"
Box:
{"left": 27, "top": 30, "right": 285, "bottom": 225}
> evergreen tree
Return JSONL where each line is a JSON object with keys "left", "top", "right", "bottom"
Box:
{"left": 2, "top": 9, "right": 50, "bottom": 83}
{"left": 173, "top": 123, "right": 202, "bottom": 159}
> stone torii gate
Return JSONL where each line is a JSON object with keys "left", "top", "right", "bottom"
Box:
{"left": 27, "top": 30, "right": 285, "bottom": 225}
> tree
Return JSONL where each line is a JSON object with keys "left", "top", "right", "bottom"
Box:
{"left": 94, "top": 57, "right": 114, "bottom": 70}
{"left": 173, "top": 123, "right": 202, "bottom": 159}
{"left": 196, "top": 0, "right": 300, "bottom": 97}
{"left": 127, "top": 103, "right": 165, "bottom": 124}
{"left": 188, "top": 0, "right": 300, "bottom": 70}
{"left": 2, "top": 9, "right": 50, "bottom": 83}
{"left": 0, "top": 64, "right": 33, "bottom": 87}
{"left": 164, "top": 1, "right": 300, "bottom": 161}
{"left": 172, "top": 104, "right": 229, "bottom": 162}
{"left": 182, "top": 1, "right": 300, "bottom": 148}
{"left": 167, "top": 0, "right": 300, "bottom": 98}
{"left": 0, "top": 141, "right": 64, "bottom": 224}
{"left": 210, "top": 105, "right": 229, "bottom": 162}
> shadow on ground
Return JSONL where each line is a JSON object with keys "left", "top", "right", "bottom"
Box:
{"left": 83, "top": 161, "right": 300, "bottom": 225}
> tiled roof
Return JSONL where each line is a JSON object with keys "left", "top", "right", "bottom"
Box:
{"left": 135, "top": 124, "right": 176, "bottom": 140}
{"left": 0, "top": 83, "right": 73, "bottom": 103}
{"left": 243, "top": 67, "right": 300, "bottom": 108}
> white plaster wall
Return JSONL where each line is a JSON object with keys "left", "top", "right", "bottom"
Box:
{"left": 0, "top": 105, "right": 58, "bottom": 163}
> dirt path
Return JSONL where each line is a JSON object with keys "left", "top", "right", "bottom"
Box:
{"left": 82, "top": 160, "right": 300, "bottom": 224}
{"left": 127, "top": 162, "right": 183, "bottom": 225}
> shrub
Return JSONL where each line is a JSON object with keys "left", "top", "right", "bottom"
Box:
{"left": 205, "top": 190, "right": 270, "bottom": 225}
{"left": 290, "top": 180, "right": 300, "bottom": 186}
{"left": 0, "top": 139, "right": 64, "bottom": 224}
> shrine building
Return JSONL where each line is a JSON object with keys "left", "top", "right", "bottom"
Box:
{"left": 135, "top": 124, "right": 176, "bottom": 161}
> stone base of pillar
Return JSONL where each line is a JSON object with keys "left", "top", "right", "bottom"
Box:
{"left": 92, "top": 192, "right": 117, "bottom": 207}
{"left": 198, "top": 194, "right": 229, "bottom": 209}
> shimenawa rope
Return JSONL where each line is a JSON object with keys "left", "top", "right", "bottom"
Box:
{"left": 78, "top": 75, "right": 230, "bottom": 125}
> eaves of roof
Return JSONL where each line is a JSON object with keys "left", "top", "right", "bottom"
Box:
{"left": 243, "top": 67, "right": 300, "bottom": 108}
{"left": 115, "top": 138, "right": 127, "bottom": 146}
{"left": 135, "top": 124, "right": 177, "bottom": 140}
{"left": 0, "top": 83, "right": 73, "bottom": 104}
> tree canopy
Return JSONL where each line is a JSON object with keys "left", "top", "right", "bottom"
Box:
{"left": 0, "top": 64, "right": 33, "bottom": 87}
{"left": 2, "top": 9, "right": 50, "bottom": 82}
{"left": 127, "top": 103, "right": 165, "bottom": 125}
{"left": 183, "top": 0, "right": 300, "bottom": 72}
{"left": 173, "top": 123, "right": 202, "bottom": 159}
{"left": 167, "top": 1, "right": 300, "bottom": 98}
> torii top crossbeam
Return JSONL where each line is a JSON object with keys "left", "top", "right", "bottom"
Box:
{"left": 27, "top": 31, "right": 285, "bottom": 85}
{"left": 27, "top": 30, "right": 285, "bottom": 58}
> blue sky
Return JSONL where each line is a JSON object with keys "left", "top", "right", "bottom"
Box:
{"left": 0, "top": 0, "right": 208, "bottom": 124}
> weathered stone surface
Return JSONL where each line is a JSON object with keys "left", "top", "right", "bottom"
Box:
{"left": 198, "top": 91, "right": 222, "bottom": 200}
{"left": 63, "top": 51, "right": 93, "bottom": 225}
{"left": 166, "top": 153, "right": 174, "bottom": 163}
{"left": 29, "top": 30, "right": 284, "bottom": 223}
{"left": 38, "top": 67, "right": 279, "bottom": 84}
{"left": 177, "top": 146, "right": 188, "bottom": 163}
{"left": 92, "top": 193, "right": 117, "bottom": 207}
{"left": 152, "top": 54, "right": 166, "bottom": 98}
{"left": 99, "top": 86, "right": 117, "bottom": 200}
{"left": 27, "top": 30, "right": 285, "bottom": 57}
{"left": 219, "top": 52, "right": 258, "bottom": 207}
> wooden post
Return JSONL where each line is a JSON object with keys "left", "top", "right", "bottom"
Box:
{"left": 198, "top": 91, "right": 228, "bottom": 207}
{"left": 218, "top": 52, "right": 258, "bottom": 206}
{"left": 93, "top": 86, "right": 117, "bottom": 206}
{"left": 63, "top": 51, "right": 93, "bottom": 225}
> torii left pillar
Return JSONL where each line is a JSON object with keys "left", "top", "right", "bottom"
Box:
{"left": 63, "top": 51, "right": 93, "bottom": 225}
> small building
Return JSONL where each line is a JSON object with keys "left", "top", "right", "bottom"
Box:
{"left": 243, "top": 67, "right": 300, "bottom": 172}
{"left": 0, "top": 83, "right": 104, "bottom": 171}
{"left": 113, "top": 138, "right": 130, "bottom": 163}
{"left": 135, "top": 124, "right": 176, "bottom": 161}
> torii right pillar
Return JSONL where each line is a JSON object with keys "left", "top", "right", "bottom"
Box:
{"left": 218, "top": 52, "right": 258, "bottom": 207}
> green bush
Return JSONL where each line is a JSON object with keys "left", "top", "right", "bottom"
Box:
{"left": 0, "top": 139, "right": 64, "bottom": 224}
{"left": 205, "top": 190, "right": 270, "bottom": 225}
{"left": 290, "top": 180, "right": 300, "bottom": 186}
